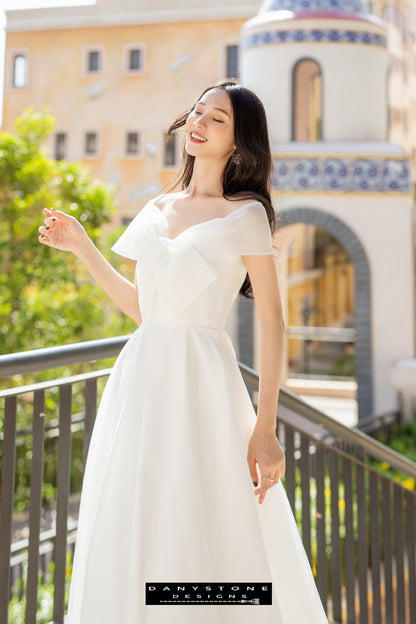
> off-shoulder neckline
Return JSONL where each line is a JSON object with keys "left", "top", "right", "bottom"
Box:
{"left": 148, "top": 198, "right": 262, "bottom": 242}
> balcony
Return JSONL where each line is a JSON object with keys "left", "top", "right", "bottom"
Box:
{"left": 0, "top": 337, "right": 415, "bottom": 624}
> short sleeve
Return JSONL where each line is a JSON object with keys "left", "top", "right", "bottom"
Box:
{"left": 207, "top": 201, "right": 274, "bottom": 257}
{"left": 187, "top": 200, "right": 275, "bottom": 259}
{"left": 237, "top": 202, "right": 274, "bottom": 255}
{"left": 111, "top": 207, "right": 147, "bottom": 260}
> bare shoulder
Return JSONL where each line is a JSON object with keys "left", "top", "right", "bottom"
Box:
{"left": 152, "top": 192, "right": 182, "bottom": 211}
{"left": 151, "top": 191, "right": 261, "bottom": 218}
{"left": 223, "top": 194, "right": 262, "bottom": 216}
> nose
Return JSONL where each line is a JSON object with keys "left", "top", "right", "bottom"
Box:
{"left": 195, "top": 113, "right": 207, "bottom": 128}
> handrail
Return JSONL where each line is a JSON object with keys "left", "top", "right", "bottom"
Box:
{"left": 0, "top": 326, "right": 354, "bottom": 376}
{"left": 0, "top": 335, "right": 131, "bottom": 377}
{"left": 1, "top": 336, "right": 415, "bottom": 479}
{"left": 239, "top": 362, "right": 416, "bottom": 479}
{"left": 354, "top": 410, "right": 399, "bottom": 433}
{"left": 286, "top": 325, "right": 355, "bottom": 342}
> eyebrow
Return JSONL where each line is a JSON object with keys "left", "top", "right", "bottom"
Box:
{"left": 197, "top": 102, "right": 231, "bottom": 117}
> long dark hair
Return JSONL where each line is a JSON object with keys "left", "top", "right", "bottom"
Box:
{"left": 167, "top": 79, "right": 276, "bottom": 299}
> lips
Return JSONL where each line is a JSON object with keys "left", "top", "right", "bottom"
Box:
{"left": 190, "top": 132, "right": 207, "bottom": 143}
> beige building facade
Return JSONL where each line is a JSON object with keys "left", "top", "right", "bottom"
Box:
{"left": 3, "top": 0, "right": 416, "bottom": 220}
{"left": 3, "top": 0, "right": 260, "bottom": 225}
{"left": 372, "top": 0, "right": 416, "bottom": 167}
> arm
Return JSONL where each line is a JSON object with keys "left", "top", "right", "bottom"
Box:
{"left": 38, "top": 208, "right": 142, "bottom": 325}
{"left": 242, "top": 253, "right": 286, "bottom": 504}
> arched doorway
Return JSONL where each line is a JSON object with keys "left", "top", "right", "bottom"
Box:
{"left": 283, "top": 224, "right": 354, "bottom": 376}
{"left": 278, "top": 207, "right": 373, "bottom": 420}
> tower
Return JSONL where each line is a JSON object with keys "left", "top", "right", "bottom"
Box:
{"left": 241, "top": 0, "right": 414, "bottom": 419}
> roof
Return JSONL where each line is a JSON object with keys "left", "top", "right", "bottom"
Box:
{"left": 259, "top": 0, "right": 371, "bottom": 14}
{"left": 5, "top": 0, "right": 262, "bottom": 32}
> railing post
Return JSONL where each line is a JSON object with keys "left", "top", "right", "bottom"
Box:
{"left": 343, "top": 456, "right": 356, "bottom": 624}
{"left": 394, "top": 485, "right": 405, "bottom": 624}
{"left": 356, "top": 459, "right": 369, "bottom": 624}
{"left": 406, "top": 489, "right": 416, "bottom": 624}
{"left": 53, "top": 384, "right": 72, "bottom": 624}
{"left": 315, "top": 444, "right": 327, "bottom": 612}
{"left": 329, "top": 450, "right": 342, "bottom": 623}
{"left": 300, "top": 434, "right": 311, "bottom": 564}
{"left": 0, "top": 396, "right": 17, "bottom": 624}
{"left": 283, "top": 424, "right": 295, "bottom": 514}
{"left": 369, "top": 472, "right": 381, "bottom": 624}
{"left": 84, "top": 377, "right": 97, "bottom": 467}
{"left": 26, "top": 391, "right": 45, "bottom": 624}
{"left": 381, "top": 479, "right": 393, "bottom": 624}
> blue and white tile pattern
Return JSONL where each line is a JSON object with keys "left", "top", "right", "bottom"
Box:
{"left": 260, "top": 0, "right": 370, "bottom": 13}
{"left": 271, "top": 156, "right": 411, "bottom": 192}
{"left": 242, "top": 29, "right": 387, "bottom": 49}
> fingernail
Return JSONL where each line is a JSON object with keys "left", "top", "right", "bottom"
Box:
{"left": 52, "top": 218, "right": 56, "bottom": 221}
{"left": 253, "top": 481, "right": 258, "bottom": 487}
{"left": 46, "top": 226, "right": 50, "bottom": 230}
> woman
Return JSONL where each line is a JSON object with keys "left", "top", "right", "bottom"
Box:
{"left": 39, "top": 80, "right": 328, "bottom": 623}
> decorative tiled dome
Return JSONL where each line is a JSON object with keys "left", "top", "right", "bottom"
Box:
{"left": 259, "top": 0, "right": 371, "bottom": 13}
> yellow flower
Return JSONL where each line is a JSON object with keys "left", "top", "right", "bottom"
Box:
{"left": 402, "top": 478, "right": 416, "bottom": 491}
{"left": 339, "top": 499, "right": 345, "bottom": 510}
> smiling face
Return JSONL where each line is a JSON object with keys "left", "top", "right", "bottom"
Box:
{"left": 184, "top": 88, "right": 236, "bottom": 163}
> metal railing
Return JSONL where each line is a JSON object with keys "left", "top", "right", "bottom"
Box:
{"left": 286, "top": 325, "right": 355, "bottom": 343}
{"left": 354, "top": 411, "right": 401, "bottom": 441}
{"left": 1, "top": 337, "right": 415, "bottom": 624}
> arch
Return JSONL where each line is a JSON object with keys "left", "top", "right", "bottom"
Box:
{"left": 292, "top": 57, "right": 323, "bottom": 141}
{"left": 277, "top": 207, "right": 373, "bottom": 420}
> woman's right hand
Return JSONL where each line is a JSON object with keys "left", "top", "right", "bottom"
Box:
{"left": 38, "top": 208, "right": 90, "bottom": 255}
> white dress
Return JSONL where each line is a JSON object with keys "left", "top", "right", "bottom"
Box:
{"left": 66, "top": 199, "right": 328, "bottom": 623}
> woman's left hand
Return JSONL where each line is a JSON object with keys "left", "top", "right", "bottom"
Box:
{"left": 247, "top": 422, "right": 286, "bottom": 504}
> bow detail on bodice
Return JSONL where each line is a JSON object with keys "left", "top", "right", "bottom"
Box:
{"left": 112, "top": 205, "right": 219, "bottom": 316}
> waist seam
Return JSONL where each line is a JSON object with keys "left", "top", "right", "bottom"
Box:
{"left": 139, "top": 320, "right": 225, "bottom": 332}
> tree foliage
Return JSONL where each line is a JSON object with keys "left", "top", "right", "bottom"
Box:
{"left": 0, "top": 108, "right": 136, "bottom": 356}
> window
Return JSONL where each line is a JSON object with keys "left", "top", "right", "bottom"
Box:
{"left": 292, "top": 58, "right": 322, "bottom": 141}
{"left": 226, "top": 45, "right": 239, "bottom": 79}
{"left": 55, "top": 132, "right": 67, "bottom": 161}
{"left": 163, "top": 132, "right": 177, "bottom": 167}
{"left": 84, "top": 132, "right": 99, "bottom": 156}
{"left": 125, "top": 131, "right": 141, "bottom": 156}
{"left": 403, "top": 109, "right": 408, "bottom": 133}
{"left": 124, "top": 44, "right": 145, "bottom": 74}
{"left": 12, "top": 53, "right": 28, "bottom": 88}
{"left": 129, "top": 49, "right": 141, "bottom": 71}
{"left": 88, "top": 50, "right": 100, "bottom": 72}
{"left": 83, "top": 46, "right": 104, "bottom": 75}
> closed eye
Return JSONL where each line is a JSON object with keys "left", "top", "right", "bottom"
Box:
{"left": 194, "top": 109, "right": 225, "bottom": 123}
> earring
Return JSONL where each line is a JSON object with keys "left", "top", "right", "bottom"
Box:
{"left": 231, "top": 151, "right": 241, "bottom": 166}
